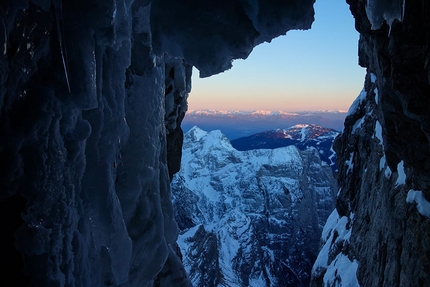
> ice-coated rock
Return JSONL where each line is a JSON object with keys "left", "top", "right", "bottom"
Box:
{"left": 365, "top": 0, "right": 404, "bottom": 31}
{"left": 172, "top": 127, "right": 337, "bottom": 286}
{"left": 0, "top": 0, "right": 316, "bottom": 286}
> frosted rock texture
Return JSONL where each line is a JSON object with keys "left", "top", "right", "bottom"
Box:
{"left": 172, "top": 127, "right": 337, "bottom": 286}
{"left": 0, "top": 0, "right": 315, "bottom": 286}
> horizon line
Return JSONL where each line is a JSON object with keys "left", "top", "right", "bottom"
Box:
{"left": 186, "top": 109, "right": 349, "bottom": 113}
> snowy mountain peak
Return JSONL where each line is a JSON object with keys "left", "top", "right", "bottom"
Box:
{"left": 185, "top": 127, "right": 234, "bottom": 153}
{"left": 186, "top": 126, "right": 208, "bottom": 141}
{"left": 286, "top": 124, "right": 337, "bottom": 140}
{"left": 172, "top": 127, "right": 337, "bottom": 286}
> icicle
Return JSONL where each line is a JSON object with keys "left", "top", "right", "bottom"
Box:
{"left": 366, "top": 0, "right": 404, "bottom": 35}
{"left": 53, "top": 0, "right": 71, "bottom": 93}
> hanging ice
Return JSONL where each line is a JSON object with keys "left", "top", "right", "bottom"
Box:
{"left": 366, "top": 0, "right": 404, "bottom": 31}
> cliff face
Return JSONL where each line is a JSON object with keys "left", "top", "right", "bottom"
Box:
{"left": 0, "top": 1, "right": 315, "bottom": 286}
{"left": 312, "top": 1, "right": 430, "bottom": 286}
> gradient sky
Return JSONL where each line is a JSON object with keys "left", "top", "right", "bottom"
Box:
{"left": 187, "top": 0, "right": 366, "bottom": 112}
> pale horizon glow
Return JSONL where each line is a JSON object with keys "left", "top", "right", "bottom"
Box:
{"left": 188, "top": 0, "right": 366, "bottom": 112}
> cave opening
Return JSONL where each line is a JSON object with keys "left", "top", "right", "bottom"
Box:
{"left": 187, "top": 0, "right": 365, "bottom": 114}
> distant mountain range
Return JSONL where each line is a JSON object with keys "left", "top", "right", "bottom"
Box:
{"left": 231, "top": 124, "right": 339, "bottom": 170}
{"left": 181, "top": 110, "right": 346, "bottom": 140}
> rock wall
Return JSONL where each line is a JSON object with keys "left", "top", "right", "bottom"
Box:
{"left": 312, "top": 0, "right": 430, "bottom": 286}
{"left": 0, "top": 1, "right": 315, "bottom": 286}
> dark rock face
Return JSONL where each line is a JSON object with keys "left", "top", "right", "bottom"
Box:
{"left": 0, "top": 2, "right": 188, "bottom": 286}
{"left": 312, "top": 1, "right": 430, "bottom": 286}
{"left": 0, "top": 1, "right": 316, "bottom": 286}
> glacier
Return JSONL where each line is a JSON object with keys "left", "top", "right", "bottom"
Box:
{"left": 172, "top": 127, "right": 337, "bottom": 286}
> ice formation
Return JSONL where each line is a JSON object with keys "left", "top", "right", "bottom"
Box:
{"left": 365, "top": 0, "right": 404, "bottom": 30}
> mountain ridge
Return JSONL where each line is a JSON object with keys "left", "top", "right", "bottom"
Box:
{"left": 231, "top": 124, "right": 339, "bottom": 170}
{"left": 182, "top": 110, "right": 346, "bottom": 140}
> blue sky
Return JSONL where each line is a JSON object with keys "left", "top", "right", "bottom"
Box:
{"left": 187, "top": 0, "right": 366, "bottom": 111}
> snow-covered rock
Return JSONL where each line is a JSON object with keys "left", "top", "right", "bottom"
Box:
{"left": 172, "top": 127, "right": 337, "bottom": 286}
{"left": 230, "top": 124, "right": 339, "bottom": 170}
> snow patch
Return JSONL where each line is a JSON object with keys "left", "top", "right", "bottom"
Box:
{"left": 379, "top": 155, "right": 392, "bottom": 177}
{"left": 374, "top": 87, "right": 379, "bottom": 104}
{"left": 395, "top": 161, "right": 406, "bottom": 186}
{"left": 352, "top": 117, "right": 365, "bottom": 134}
{"left": 323, "top": 255, "right": 360, "bottom": 287}
{"left": 347, "top": 89, "right": 367, "bottom": 116}
{"left": 345, "top": 152, "right": 354, "bottom": 173}
{"left": 374, "top": 120, "right": 383, "bottom": 145}
{"left": 385, "top": 166, "right": 392, "bottom": 178}
{"left": 406, "top": 190, "right": 430, "bottom": 217}
{"left": 379, "top": 155, "right": 386, "bottom": 171}
{"left": 312, "top": 210, "right": 359, "bottom": 286}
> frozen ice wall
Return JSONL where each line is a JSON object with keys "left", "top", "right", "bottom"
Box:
{"left": 0, "top": 0, "right": 315, "bottom": 286}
